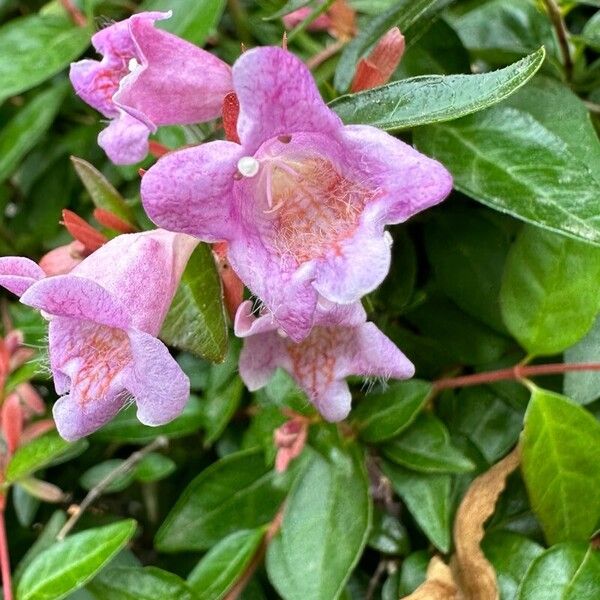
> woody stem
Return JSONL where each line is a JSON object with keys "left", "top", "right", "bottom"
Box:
{"left": 0, "top": 506, "right": 13, "bottom": 600}
{"left": 432, "top": 361, "right": 600, "bottom": 392}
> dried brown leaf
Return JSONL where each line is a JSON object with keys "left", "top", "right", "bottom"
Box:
{"left": 402, "top": 556, "right": 461, "bottom": 600}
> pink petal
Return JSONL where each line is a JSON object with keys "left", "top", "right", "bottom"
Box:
{"left": 0, "top": 257, "right": 45, "bottom": 297}
{"left": 123, "top": 329, "right": 189, "bottom": 426}
{"left": 69, "top": 59, "right": 121, "bottom": 118}
{"left": 97, "top": 110, "right": 151, "bottom": 165}
{"left": 340, "top": 124, "right": 453, "bottom": 223}
{"left": 21, "top": 276, "right": 131, "bottom": 330}
{"left": 141, "top": 141, "right": 244, "bottom": 241}
{"left": 232, "top": 47, "right": 342, "bottom": 152}
{"left": 115, "top": 14, "right": 232, "bottom": 127}
{"left": 238, "top": 329, "right": 288, "bottom": 391}
{"left": 1, "top": 392, "right": 23, "bottom": 453}
{"left": 39, "top": 241, "right": 85, "bottom": 276}
{"left": 314, "top": 380, "right": 352, "bottom": 421}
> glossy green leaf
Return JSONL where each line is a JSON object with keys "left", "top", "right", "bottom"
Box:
{"left": 367, "top": 509, "right": 410, "bottom": 556}
{"left": 564, "top": 316, "right": 600, "bottom": 406}
{"left": 334, "top": 0, "right": 439, "bottom": 92}
{"left": 139, "top": 0, "right": 226, "bottom": 45}
{"left": 6, "top": 432, "right": 88, "bottom": 483}
{"left": 134, "top": 453, "right": 176, "bottom": 483}
{"left": 415, "top": 78, "right": 600, "bottom": 246}
{"left": 266, "top": 444, "right": 372, "bottom": 600}
{"left": 202, "top": 377, "right": 244, "bottom": 446}
{"left": 382, "top": 461, "right": 451, "bottom": 552}
{"left": 87, "top": 566, "right": 195, "bottom": 600}
{"left": 93, "top": 395, "right": 203, "bottom": 443}
{"left": 70, "top": 157, "right": 136, "bottom": 225}
{"left": 521, "top": 388, "right": 600, "bottom": 544}
{"left": 500, "top": 226, "right": 600, "bottom": 356}
{"left": 398, "top": 551, "right": 429, "bottom": 596}
{"left": 160, "top": 243, "right": 228, "bottom": 363}
{"left": 16, "top": 520, "right": 137, "bottom": 600}
{"left": 0, "top": 14, "right": 90, "bottom": 103}
{"left": 156, "top": 448, "right": 292, "bottom": 551}
{"left": 381, "top": 413, "right": 475, "bottom": 473}
{"left": 352, "top": 380, "right": 431, "bottom": 443}
{"left": 188, "top": 529, "right": 265, "bottom": 600}
{"left": 582, "top": 12, "right": 600, "bottom": 51}
{"left": 482, "top": 531, "right": 544, "bottom": 600}
{"left": 0, "top": 84, "right": 66, "bottom": 185}
{"left": 516, "top": 543, "right": 600, "bottom": 600}
{"left": 331, "top": 48, "right": 544, "bottom": 130}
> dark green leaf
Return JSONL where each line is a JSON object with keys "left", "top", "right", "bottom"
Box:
{"left": 6, "top": 432, "right": 87, "bottom": 483}
{"left": 382, "top": 461, "right": 451, "bottom": 552}
{"left": 266, "top": 444, "right": 371, "bottom": 600}
{"left": 564, "top": 316, "right": 600, "bottom": 405}
{"left": 500, "top": 226, "right": 600, "bottom": 356}
{"left": 0, "top": 14, "right": 90, "bottom": 103}
{"left": 187, "top": 529, "right": 265, "bottom": 600}
{"left": 583, "top": 12, "right": 600, "bottom": 51}
{"left": 16, "top": 520, "right": 137, "bottom": 600}
{"left": 70, "top": 157, "right": 136, "bottom": 225}
{"left": 516, "top": 543, "right": 600, "bottom": 600}
{"left": 381, "top": 413, "right": 475, "bottom": 473}
{"left": 134, "top": 453, "right": 176, "bottom": 483}
{"left": 398, "top": 551, "right": 429, "bottom": 596}
{"left": 0, "top": 84, "right": 66, "bottom": 185}
{"left": 367, "top": 509, "right": 410, "bottom": 556}
{"left": 352, "top": 380, "right": 431, "bottom": 443}
{"left": 80, "top": 460, "right": 134, "bottom": 494}
{"left": 521, "top": 388, "right": 600, "bottom": 544}
{"left": 87, "top": 566, "right": 195, "bottom": 600}
{"left": 155, "top": 448, "right": 292, "bottom": 551}
{"left": 331, "top": 48, "right": 544, "bottom": 130}
{"left": 160, "top": 243, "right": 228, "bottom": 363}
{"left": 202, "top": 377, "right": 244, "bottom": 446}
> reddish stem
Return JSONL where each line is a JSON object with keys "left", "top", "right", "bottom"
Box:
{"left": 0, "top": 507, "right": 13, "bottom": 600}
{"left": 60, "top": 0, "right": 87, "bottom": 27}
{"left": 433, "top": 361, "right": 600, "bottom": 392}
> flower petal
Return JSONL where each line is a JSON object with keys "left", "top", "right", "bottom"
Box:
{"left": 238, "top": 330, "right": 287, "bottom": 391}
{"left": 233, "top": 47, "right": 342, "bottom": 152}
{"left": 123, "top": 329, "right": 189, "bottom": 426}
{"left": 116, "top": 14, "right": 232, "bottom": 126}
{"left": 0, "top": 257, "right": 45, "bottom": 297}
{"left": 69, "top": 59, "right": 120, "bottom": 118}
{"left": 340, "top": 124, "right": 453, "bottom": 223}
{"left": 98, "top": 110, "right": 151, "bottom": 165}
{"left": 21, "top": 275, "right": 131, "bottom": 329}
{"left": 142, "top": 141, "right": 244, "bottom": 241}
{"left": 314, "top": 380, "right": 352, "bottom": 422}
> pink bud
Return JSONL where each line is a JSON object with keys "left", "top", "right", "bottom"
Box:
{"left": 39, "top": 241, "right": 86, "bottom": 276}
{"left": 1, "top": 393, "right": 23, "bottom": 453}
{"left": 274, "top": 417, "right": 308, "bottom": 472}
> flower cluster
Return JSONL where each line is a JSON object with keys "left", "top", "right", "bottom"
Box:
{"left": 0, "top": 12, "right": 451, "bottom": 439}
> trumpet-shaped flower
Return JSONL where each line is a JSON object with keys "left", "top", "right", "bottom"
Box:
{"left": 0, "top": 230, "right": 197, "bottom": 441}
{"left": 70, "top": 11, "right": 232, "bottom": 164}
{"left": 142, "top": 47, "right": 452, "bottom": 342}
{"left": 235, "top": 300, "right": 414, "bottom": 421}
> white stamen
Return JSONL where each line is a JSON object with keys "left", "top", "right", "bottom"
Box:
{"left": 128, "top": 57, "right": 141, "bottom": 72}
{"left": 237, "top": 156, "right": 260, "bottom": 178}
{"left": 384, "top": 231, "right": 393, "bottom": 247}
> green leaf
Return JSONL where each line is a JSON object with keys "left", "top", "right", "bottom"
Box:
{"left": 414, "top": 77, "right": 600, "bottom": 246}
{"left": 6, "top": 432, "right": 88, "bottom": 483}
{"left": 381, "top": 413, "right": 475, "bottom": 473}
{"left": 352, "top": 380, "right": 431, "bottom": 443}
{"left": 398, "top": 551, "right": 429, "bottom": 596}
{"left": 139, "top": 0, "right": 226, "bottom": 45}
{"left": 80, "top": 460, "right": 134, "bottom": 494}
{"left": 202, "top": 377, "right": 244, "bottom": 446}
{"left": 70, "top": 157, "right": 136, "bottom": 225}
{"left": 93, "top": 395, "right": 203, "bottom": 444}
{"left": 521, "top": 388, "right": 600, "bottom": 544}
{"left": 381, "top": 461, "right": 451, "bottom": 552}
{"left": 16, "top": 520, "right": 137, "bottom": 600}
{"left": 500, "top": 226, "right": 600, "bottom": 356}
{"left": 155, "top": 448, "right": 292, "bottom": 552}
{"left": 188, "top": 529, "right": 265, "bottom": 600}
{"left": 367, "top": 509, "right": 410, "bottom": 556}
{"left": 582, "top": 12, "right": 600, "bottom": 51}
{"left": 134, "top": 453, "right": 176, "bottom": 483}
{"left": 424, "top": 207, "right": 513, "bottom": 333}
{"left": 482, "top": 531, "right": 544, "bottom": 600}
{"left": 0, "top": 14, "right": 90, "bottom": 103}
{"left": 331, "top": 48, "right": 544, "bottom": 130}
{"left": 87, "top": 566, "right": 195, "bottom": 600}
{"left": 516, "top": 543, "right": 600, "bottom": 600}
{"left": 160, "top": 243, "right": 228, "bottom": 363}
{"left": 266, "top": 445, "right": 372, "bottom": 600}
{"left": 334, "top": 0, "right": 440, "bottom": 92}
{"left": 0, "top": 84, "right": 66, "bottom": 185}
{"left": 264, "top": 0, "right": 313, "bottom": 20}
{"left": 564, "top": 316, "right": 600, "bottom": 406}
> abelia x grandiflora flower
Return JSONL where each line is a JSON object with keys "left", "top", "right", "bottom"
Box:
{"left": 70, "top": 11, "right": 232, "bottom": 164}
{"left": 235, "top": 300, "right": 414, "bottom": 421}
{"left": 141, "top": 47, "right": 452, "bottom": 342}
{"left": 0, "top": 230, "right": 196, "bottom": 441}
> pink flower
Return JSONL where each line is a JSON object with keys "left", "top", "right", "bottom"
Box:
{"left": 234, "top": 300, "right": 414, "bottom": 421}
{"left": 0, "top": 230, "right": 197, "bottom": 441}
{"left": 70, "top": 11, "right": 232, "bottom": 164}
{"left": 282, "top": 8, "right": 331, "bottom": 31}
{"left": 141, "top": 47, "right": 452, "bottom": 342}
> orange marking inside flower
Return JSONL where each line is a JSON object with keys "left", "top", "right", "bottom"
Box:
{"left": 265, "top": 157, "right": 374, "bottom": 263}
{"left": 61, "top": 321, "right": 131, "bottom": 405}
